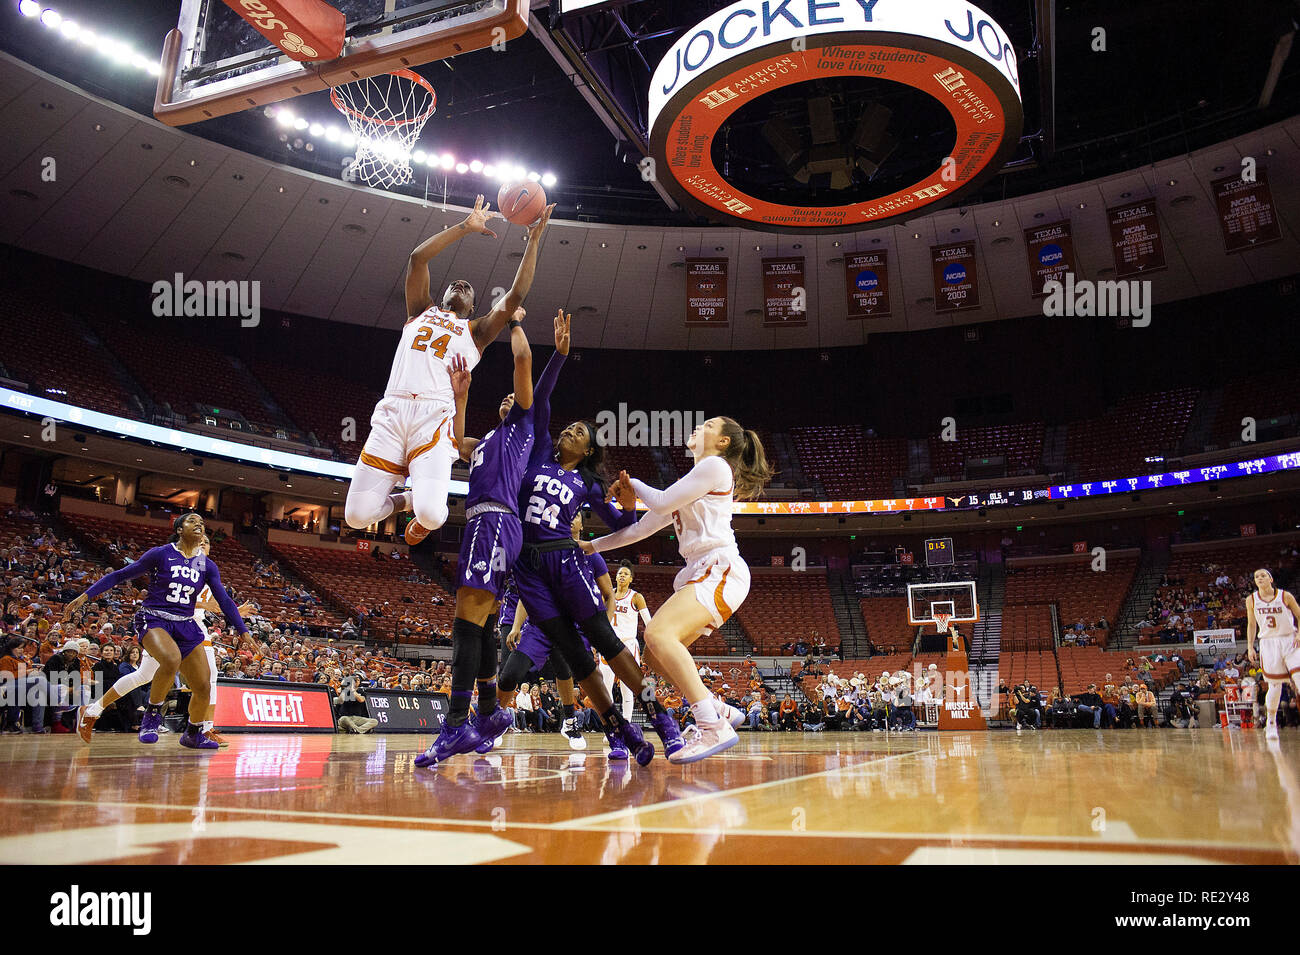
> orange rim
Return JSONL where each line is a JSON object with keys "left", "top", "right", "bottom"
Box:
{"left": 330, "top": 69, "right": 437, "bottom": 129}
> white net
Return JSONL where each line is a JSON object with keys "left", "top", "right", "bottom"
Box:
{"left": 330, "top": 70, "right": 436, "bottom": 189}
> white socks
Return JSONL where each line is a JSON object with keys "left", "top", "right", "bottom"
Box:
{"left": 690, "top": 697, "right": 720, "bottom": 725}
{"left": 1266, "top": 682, "right": 1283, "bottom": 724}
{"left": 85, "top": 701, "right": 103, "bottom": 718}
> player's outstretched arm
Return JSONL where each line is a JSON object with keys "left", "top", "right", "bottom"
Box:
{"left": 405, "top": 195, "right": 501, "bottom": 318}
{"left": 581, "top": 510, "right": 673, "bottom": 555}
{"left": 510, "top": 310, "right": 534, "bottom": 411}
{"left": 449, "top": 354, "right": 478, "bottom": 462}
{"left": 205, "top": 563, "right": 249, "bottom": 635}
{"left": 62, "top": 549, "right": 158, "bottom": 620}
{"left": 628, "top": 455, "right": 731, "bottom": 513}
{"left": 471, "top": 204, "right": 554, "bottom": 352}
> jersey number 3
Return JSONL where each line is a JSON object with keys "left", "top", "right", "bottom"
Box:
{"left": 411, "top": 328, "right": 451, "bottom": 357}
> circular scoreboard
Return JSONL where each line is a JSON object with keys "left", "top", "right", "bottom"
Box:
{"left": 647, "top": 0, "right": 1023, "bottom": 233}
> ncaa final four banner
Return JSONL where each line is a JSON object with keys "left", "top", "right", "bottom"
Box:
{"left": 1107, "top": 198, "right": 1167, "bottom": 279}
{"left": 685, "top": 258, "right": 729, "bottom": 326}
{"left": 1212, "top": 169, "right": 1282, "bottom": 253}
{"left": 931, "top": 243, "right": 980, "bottom": 313}
{"left": 1024, "top": 221, "right": 1077, "bottom": 298}
{"left": 845, "top": 251, "right": 891, "bottom": 318}
{"left": 761, "top": 257, "right": 806, "bottom": 327}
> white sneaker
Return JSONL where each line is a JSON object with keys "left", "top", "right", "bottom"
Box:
{"left": 563, "top": 718, "right": 587, "bottom": 751}
{"left": 714, "top": 696, "right": 745, "bottom": 730}
{"left": 1016, "top": 724, "right": 1022, "bottom": 735}
{"left": 668, "top": 718, "right": 738, "bottom": 764}
{"left": 1266, "top": 721, "right": 1280, "bottom": 740}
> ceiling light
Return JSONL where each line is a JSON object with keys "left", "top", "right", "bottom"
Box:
{"left": 19, "top": 0, "right": 39, "bottom": 16}
{"left": 527, "top": 171, "right": 540, "bottom": 181}
{"left": 325, "top": 126, "right": 340, "bottom": 142}
{"left": 59, "top": 19, "right": 80, "bottom": 39}
{"left": 455, "top": 162, "right": 468, "bottom": 173}
{"left": 541, "top": 172, "right": 556, "bottom": 187}
{"left": 440, "top": 153, "right": 454, "bottom": 170}
{"left": 412, "top": 149, "right": 426, "bottom": 163}
{"left": 276, "top": 111, "right": 295, "bottom": 128}
{"left": 309, "top": 123, "right": 324, "bottom": 137}
{"left": 40, "top": 8, "right": 62, "bottom": 28}
{"left": 294, "top": 117, "right": 309, "bottom": 130}
{"left": 482, "top": 164, "right": 496, "bottom": 178}
{"left": 470, "top": 159, "right": 483, "bottom": 172}
{"left": 992, "top": 219, "right": 1000, "bottom": 227}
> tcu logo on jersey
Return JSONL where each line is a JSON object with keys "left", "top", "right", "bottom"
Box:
{"left": 171, "top": 563, "right": 201, "bottom": 583}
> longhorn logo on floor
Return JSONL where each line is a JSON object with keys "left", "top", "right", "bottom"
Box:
{"left": 49, "top": 885, "right": 151, "bottom": 935}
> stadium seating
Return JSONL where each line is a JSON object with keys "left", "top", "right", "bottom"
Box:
{"left": 1066, "top": 389, "right": 1197, "bottom": 481}
{"left": 251, "top": 358, "right": 381, "bottom": 461}
{"left": 789, "top": 426, "right": 906, "bottom": 499}
{"left": 733, "top": 573, "right": 839, "bottom": 655}
{"left": 927, "top": 422, "right": 1045, "bottom": 479}
{"left": 269, "top": 542, "right": 454, "bottom": 643}
{"left": 858, "top": 596, "right": 913, "bottom": 653}
{"left": 1005, "top": 553, "right": 1138, "bottom": 648}
{"left": 0, "top": 291, "right": 136, "bottom": 419}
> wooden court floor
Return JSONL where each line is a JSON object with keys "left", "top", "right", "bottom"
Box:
{"left": 0, "top": 728, "right": 1296, "bottom": 864}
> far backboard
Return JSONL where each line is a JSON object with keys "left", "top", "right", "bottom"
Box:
{"left": 907, "top": 581, "right": 978, "bottom": 627}
{"left": 155, "top": 0, "right": 530, "bottom": 126}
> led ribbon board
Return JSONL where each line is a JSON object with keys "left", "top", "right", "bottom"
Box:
{"left": 647, "top": 0, "right": 1023, "bottom": 233}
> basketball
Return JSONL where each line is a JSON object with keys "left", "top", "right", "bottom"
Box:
{"left": 497, "top": 180, "right": 547, "bottom": 226}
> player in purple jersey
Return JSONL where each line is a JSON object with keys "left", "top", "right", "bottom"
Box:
{"left": 61, "top": 513, "right": 248, "bottom": 751}
{"left": 510, "top": 312, "right": 683, "bottom": 763}
{"left": 491, "top": 513, "right": 619, "bottom": 755}
{"left": 413, "top": 309, "right": 569, "bottom": 767}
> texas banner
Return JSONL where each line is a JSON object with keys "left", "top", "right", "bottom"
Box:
{"left": 845, "top": 250, "right": 891, "bottom": 318}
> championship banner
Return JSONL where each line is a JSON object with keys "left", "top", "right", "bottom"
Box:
{"left": 761, "top": 257, "right": 806, "bottom": 326}
{"left": 1107, "top": 198, "right": 1167, "bottom": 278}
{"left": 1024, "top": 220, "right": 1077, "bottom": 297}
{"left": 845, "top": 251, "right": 891, "bottom": 318}
{"left": 1193, "top": 629, "right": 1237, "bottom": 650}
{"left": 931, "top": 243, "right": 979, "bottom": 313}
{"left": 215, "top": 679, "right": 336, "bottom": 733}
{"left": 1213, "top": 170, "right": 1282, "bottom": 253}
{"left": 364, "top": 688, "right": 447, "bottom": 733}
{"left": 685, "top": 258, "right": 729, "bottom": 325}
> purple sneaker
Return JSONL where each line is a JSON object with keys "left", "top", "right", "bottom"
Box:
{"left": 179, "top": 727, "right": 218, "bottom": 751}
{"left": 651, "top": 712, "right": 685, "bottom": 758}
{"left": 415, "top": 720, "right": 483, "bottom": 768}
{"left": 138, "top": 709, "right": 163, "bottom": 744}
{"left": 473, "top": 708, "right": 513, "bottom": 755}
{"left": 620, "top": 721, "right": 655, "bottom": 767}
{"left": 605, "top": 731, "right": 629, "bottom": 760}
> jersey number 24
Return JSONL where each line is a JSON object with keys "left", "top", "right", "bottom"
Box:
{"left": 411, "top": 328, "right": 451, "bottom": 357}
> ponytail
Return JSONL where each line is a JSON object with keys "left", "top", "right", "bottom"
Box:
{"left": 717, "top": 417, "right": 774, "bottom": 501}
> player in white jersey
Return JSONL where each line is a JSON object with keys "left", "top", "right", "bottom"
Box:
{"left": 1246, "top": 568, "right": 1300, "bottom": 739}
{"left": 344, "top": 195, "right": 554, "bottom": 546}
{"left": 606, "top": 561, "right": 651, "bottom": 722}
{"left": 582, "top": 416, "right": 772, "bottom": 763}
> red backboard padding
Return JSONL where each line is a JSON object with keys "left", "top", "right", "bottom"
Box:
{"left": 222, "top": 0, "right": 345, "bottom": 62}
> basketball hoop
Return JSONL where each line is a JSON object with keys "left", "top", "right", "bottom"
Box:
{"left": 934, "top": 612, "right": 952, "bottom": 635}
{"left": 330, "top": 69, "right": 437, "bottom": 189}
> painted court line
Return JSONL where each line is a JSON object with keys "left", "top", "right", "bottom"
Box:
{"left": 551, "top": 748, "right": 928, "bottom": 829}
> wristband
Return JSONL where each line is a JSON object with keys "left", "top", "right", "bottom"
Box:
{"left": 508, "top": 319, "right": 523, "bottom": 330}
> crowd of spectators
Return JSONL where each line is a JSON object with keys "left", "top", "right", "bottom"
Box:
{"left": 1138, "top": 565, "right": 1252, "bottom": 642}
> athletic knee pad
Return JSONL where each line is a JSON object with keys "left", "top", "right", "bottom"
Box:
{"left": 499, "top": 651, "right": 532, "bottom": 694}
{"left": 577, "top": 612, "right": 625, "bottom": 661}
{"left": 537, "top": 617, "right": 597, "bottom": 684}
{"left": 450, "top": 618, "right": 485, "bottom": 694}
{"left": 478, "top": 620, "right": 500, "bottom": 681}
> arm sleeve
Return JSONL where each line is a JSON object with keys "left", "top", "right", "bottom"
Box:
{"left": 586, "top": 488, "right": 639, "bottom": 532}
{"left": 589, "top": 510, "right": 673, "bottom": 553}
{"left": 630, "top": 456, "right": 731, "bottom": 513}
{"left": 83, "top": 549, "right": 158, "bottom": 600}
{"left": 204, "top": 563, "right": 248, "bottom": 635}
{"left": 638, "top": 607, "right": 653, "bottom": 627}
{"left": 526, "top": 352, "right": 566, "bottom": 466}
